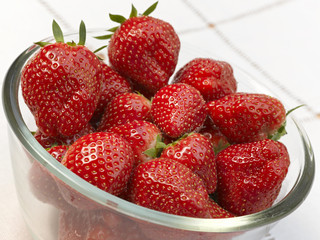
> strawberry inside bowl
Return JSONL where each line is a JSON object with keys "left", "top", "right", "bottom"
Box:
{"left": 3, "top": 22, "right": 315, "bottom": 240}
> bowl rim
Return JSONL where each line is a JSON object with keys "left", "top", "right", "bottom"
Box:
{"left": 2, "top": 30, "right": 316, "bottom": 233}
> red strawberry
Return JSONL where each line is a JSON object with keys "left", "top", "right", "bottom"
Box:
{"left": 58, "top": 209, "right": 144, "bottom": 240}
{"left": 207, "top": 92, "right": 286, "bottom": 144}
{"left": 47, "top": 145, "right": 68, "bottom": 162}
{"left": 173, "top": 58, "right": 237, "bottom": 101}
{"left": 160, "top": 132, "right": 217, "bottom": 194}
{"left": 108, "top": 120, "right": 164, "bottom": 166}
{"left": 33, "top": 129, "right": 59, "bottom": 149}
{"left": 105, "top": 3, "right": 180, "bottom": 94}
{"left": 97, "top": 92, "right": 151, "bottom": 131}
{"left": 29, "top": 145, "right": 72, "bottom": 211}
{"left": 34, "top": 123, "right": 95, "bottom": 148}
{"left": 58, "top": 210, "right": 92, "bottom": 240}
{"left": 130, "top": 157, "right": 212, "bottom": 218}
{"left": 91, "top": 62, "right": 132, "bottom": 126}
{"left": 86, "top": 211, "right": 144, "bottom": 240}
{"left": 21, "top": 21, "right": 102, "bottom": 137}
{"left": 199, "top": 118, "right": 229, "bottom": 154}
{"left": 215, "top": 139, "right": 290, "bottom": 216}
{"left": 61, "top": 132, "right": 134, "bottom": 197}
{"left": 151, "top": 83, "right": 207, "bottom": 138}
{"left": 207, "top": 199, "right": 235, "bottom": 218}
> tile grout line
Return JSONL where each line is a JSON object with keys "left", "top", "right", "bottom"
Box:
{"left": 213, "top": 27, "right": 318, "bottom": 123}
{"left": 181, "top": 0, "right": 318, "bottom": 123}
{"left": 36, "top": 0, "right": 74, "bottom": 32}
{"left": 215, "top": 0, "right": 294, "bottom": 26}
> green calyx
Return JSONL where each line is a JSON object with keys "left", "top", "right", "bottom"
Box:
{"left": 143, "top": 134, "right": 167, "bottom": 159}
{"left": 35, "top": 20, "right": 87, "bottom": 47}
{"left": 94, "top": 1, "right": 158, "bottom": 42}
{"left": 269, "top": 104, "right": 304, "bottom": 141}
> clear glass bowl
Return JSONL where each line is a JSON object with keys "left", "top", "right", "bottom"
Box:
{"left": 2, "top": 30, "right": 315, "bottom": 240}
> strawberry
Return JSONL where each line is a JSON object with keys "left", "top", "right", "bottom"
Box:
{"left": 21, "top": 20, "right": 102, "bottom": 137}
{"left": 97, "top": 92, "right": 152, "bottom": 131}
{"left": 101, "top": 2, "right": 180, "bottom": 94}
{"left": 207, "top": 92, "right": 286, "bottom": 144}
{"left": 86, "top": 211, "right": 144, "bottom": 240}
{"left": 29, "top": 145, "right": 72, "bottom": 211}
{"left": 47, "top": 144, "right": 69, "bottom": 162}
{"left": 90, "top": 61, "right": 132, "bottom": 126}
{"left": 61, "top": 132, "right": 134, "bottom": 197}
{"left": 33, "top": 123, "right": 95, "bottom": 148}
{"left": 58, "top": 209, "right": 144, "bottom": 240}
{"left": 151, "top": 83, "right": 207, "bottom": 138}
{"left": 160, "top": 132, "right": 217, "bottom": 194}
{"left": 58, "top": 210, "right": 91, "bottom": 240}
{"left": 173, "top": 58, "right": 237, "bottom": 101}
{"left": 108, "top": 120, "right": 164, "bottom": 166}
{"left": 207, "top": 199, "right": 235, "bottom": 218}
{"left": 129, "top": 157, "right": 213, "bottom": 218}
{"left": 215, "top": 139, "right": 290, "bottom": 216}
{"left": 199, "top": 118, "right": 229, "bottom": 154}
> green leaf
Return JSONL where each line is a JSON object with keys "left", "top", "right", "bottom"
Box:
{"left": 129, "top": 4, "right": 138, "bottom": 18}
{"left": 269, "top": 122, "right": 287, "bottom": 141}
{"left": 34, "top": 41, "right": 51, "bottom": 47}
{"left": 142, "top": 1, "right": 158, "bottom": 16}
{"left": 78, "top": 20, "right": 86, "bottom": 45}
{"left": 94, "top": 34, "right": 113, "bottom": 40}
{"left": 93, "top": 45, "right": 108, "bottom": 53}
{"left": 286, "top": 104, "right": 304, "bottom": 116}
{"left": 52, "top": 20, "right": 64, "bottom": 43}
{"left": 107, "top": 26, "right": 119, "bottom": 33}
{"left": 143, "top": 148, "right": 157, "bottom": 158}
{"left": 143, "top": 134, "right": 166, "bottom": 158}
{"left": 156, "top": 138, "right": 167, "bottom": 149}
{"left": 109, "top": 13, "right": 127, "bottom": 24}
{"left": 269, "top": 105, "right": 304, "bottom": 141}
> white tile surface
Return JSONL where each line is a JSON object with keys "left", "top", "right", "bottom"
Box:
{"left": 1, "top": 0, "right": 319, "bottom": 239}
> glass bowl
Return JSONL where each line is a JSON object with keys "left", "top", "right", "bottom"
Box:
{"left": 2, "top": 30, "right": 315, "bottom": 240}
